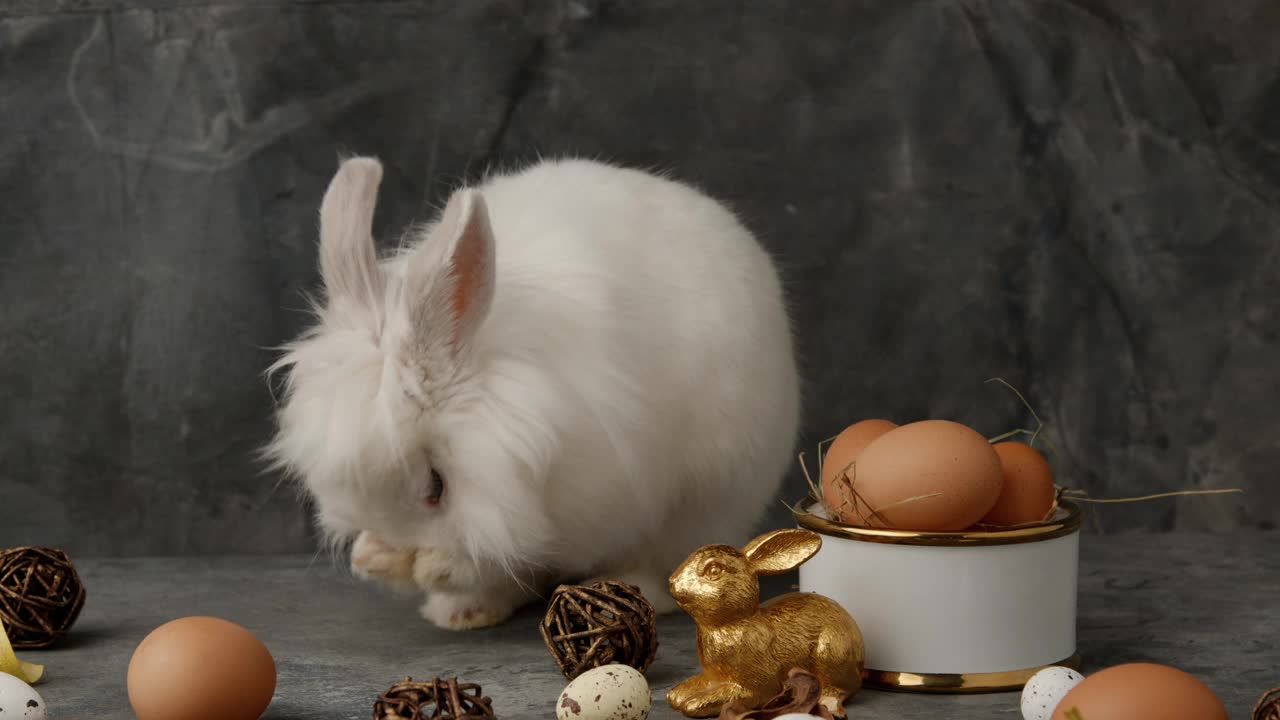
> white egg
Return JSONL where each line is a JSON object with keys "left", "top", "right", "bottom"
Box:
{"left": 0, "top": 673, "right": 47, "bottom": 720}
{"left": 557, "top": 664, "right": 651, "bottom": 720}
{"left": 1020, "top": 666, "right": 1085, "bottom": 720}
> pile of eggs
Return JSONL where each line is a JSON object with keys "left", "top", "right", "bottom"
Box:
{"left": 819, "top": 418, "right": 1057, "bottom": 531}
{"left": 1021, "top": 662, "right": 1227, "bottom": 720}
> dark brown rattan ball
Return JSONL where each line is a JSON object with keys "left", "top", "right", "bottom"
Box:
{"left": 372, "top": 677, "right": 496, "bottom": 720}
{"left": 1255, "top": 687, "right": 1280, "bottom": 720}
{"left": 0, "top": 547, "right": 86, "bottom": 648}
{"left": 539, "top": 580, "right": 657, "bottom": 680}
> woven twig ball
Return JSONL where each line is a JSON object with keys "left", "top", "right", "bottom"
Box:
{"left": 373, "top": 677, "right": 496, "bottom": 720}
{"left": 539, "top": 580, "right": 657, "bottom": 680}
{"left": 0, "top": 547, "right": 86, "bottom": 648}
{"left": 1255, "top": 687, "right": 1280, "bottom": 720}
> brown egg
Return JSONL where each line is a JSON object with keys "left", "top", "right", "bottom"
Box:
{"left": 849, "top": 419, "right": 1004, "bottom": 531}
{"left": 821, "top": 419, "right": 898, "bottom": 519}
{"left": 980, "top": 441, "right": 1056, "bottom": 525}
{"left": 128, "top": 616, "right": 276, "bottom": 720}
{"left": 1051, "top": 663, "right": 1227, "bottom": 720}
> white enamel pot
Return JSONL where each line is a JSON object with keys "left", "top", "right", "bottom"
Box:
{"left": 793, "top": 500, "right": 1082, "bottom": 693}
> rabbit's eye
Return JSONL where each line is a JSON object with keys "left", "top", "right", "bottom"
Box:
{"left": 700, "top": 561, "right": 724, "bottom": 579}
{"left": 423, "top": 469, "right": 445, "bottom": 506}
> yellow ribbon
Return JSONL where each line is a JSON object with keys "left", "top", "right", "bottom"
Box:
{"left": 0, "top": 620, "right": 43, "bottom": 684}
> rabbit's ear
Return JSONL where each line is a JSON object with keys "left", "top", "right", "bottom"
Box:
{"left": 318, "top": 157, "right": 385, "bottom": 309}
{"left": 742, "top": 529, "right": 821, "bottom": 576}
{"left": 405, "top": 188, "right": 496, "bottom": 352}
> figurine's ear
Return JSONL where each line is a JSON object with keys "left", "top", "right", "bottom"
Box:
{"left": 742, "top": 529, "right": 821, "bottom": 576}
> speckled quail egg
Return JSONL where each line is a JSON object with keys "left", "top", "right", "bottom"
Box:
{"left": 1021, "top": 666, "right": 1085, "bottom": 720}
{"left": 557, "top": 663, "right": 651, "bottom": 720}
{"left": 0, "top": 672, "right": 47, "bottom": 720}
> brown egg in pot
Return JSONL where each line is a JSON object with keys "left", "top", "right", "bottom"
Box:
{"left": 980, "top": 441, "right": 1057, "bottom": 526}
{"left": 820, "top": 418, "right": 898, "bottom": 518}
{"left": 843, "top": 419, "right": 1004, "bottom": 531}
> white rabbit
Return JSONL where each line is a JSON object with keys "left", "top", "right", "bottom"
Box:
{"left": 265, "top": 156, "right": 800, "bottom": 630}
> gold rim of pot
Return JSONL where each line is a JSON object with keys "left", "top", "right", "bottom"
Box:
{"left": 863, "top": 655, "right": 1083, "bottom": 693}
{"left": 792, "top": 499, "right": 1083, "bottom": 546}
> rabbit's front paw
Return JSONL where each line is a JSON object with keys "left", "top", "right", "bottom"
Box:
{"left": 350, "top": 531, "right": 417, "bottom": 592}
{"left": 411, "top": 546, "right": 479, "bottom": 592}
{"left": 420, "top": 590, "right": 518, "bottom": 630}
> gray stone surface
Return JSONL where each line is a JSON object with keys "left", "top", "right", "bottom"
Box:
{"left": 19, "top": 532, "right": 1279, "bottom": 719}
{"left": 2, "top": 0, "right": 1280, "bottom": 555}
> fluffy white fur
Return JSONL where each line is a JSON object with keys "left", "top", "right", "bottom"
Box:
{"left": 266, "top": 156, "right": 800, "bottom": 629}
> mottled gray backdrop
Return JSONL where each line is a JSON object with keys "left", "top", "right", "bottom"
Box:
{"left": 2, "top": 0, "right": 1276, "bottom": 556}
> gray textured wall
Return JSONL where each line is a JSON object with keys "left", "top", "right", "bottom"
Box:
{"left": 1, "top": 0, "right": 1276, "bottom": 557}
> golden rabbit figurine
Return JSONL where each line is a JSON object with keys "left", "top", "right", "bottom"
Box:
{"left": 667, "top": 528, "right": 864, "bottom": 718}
